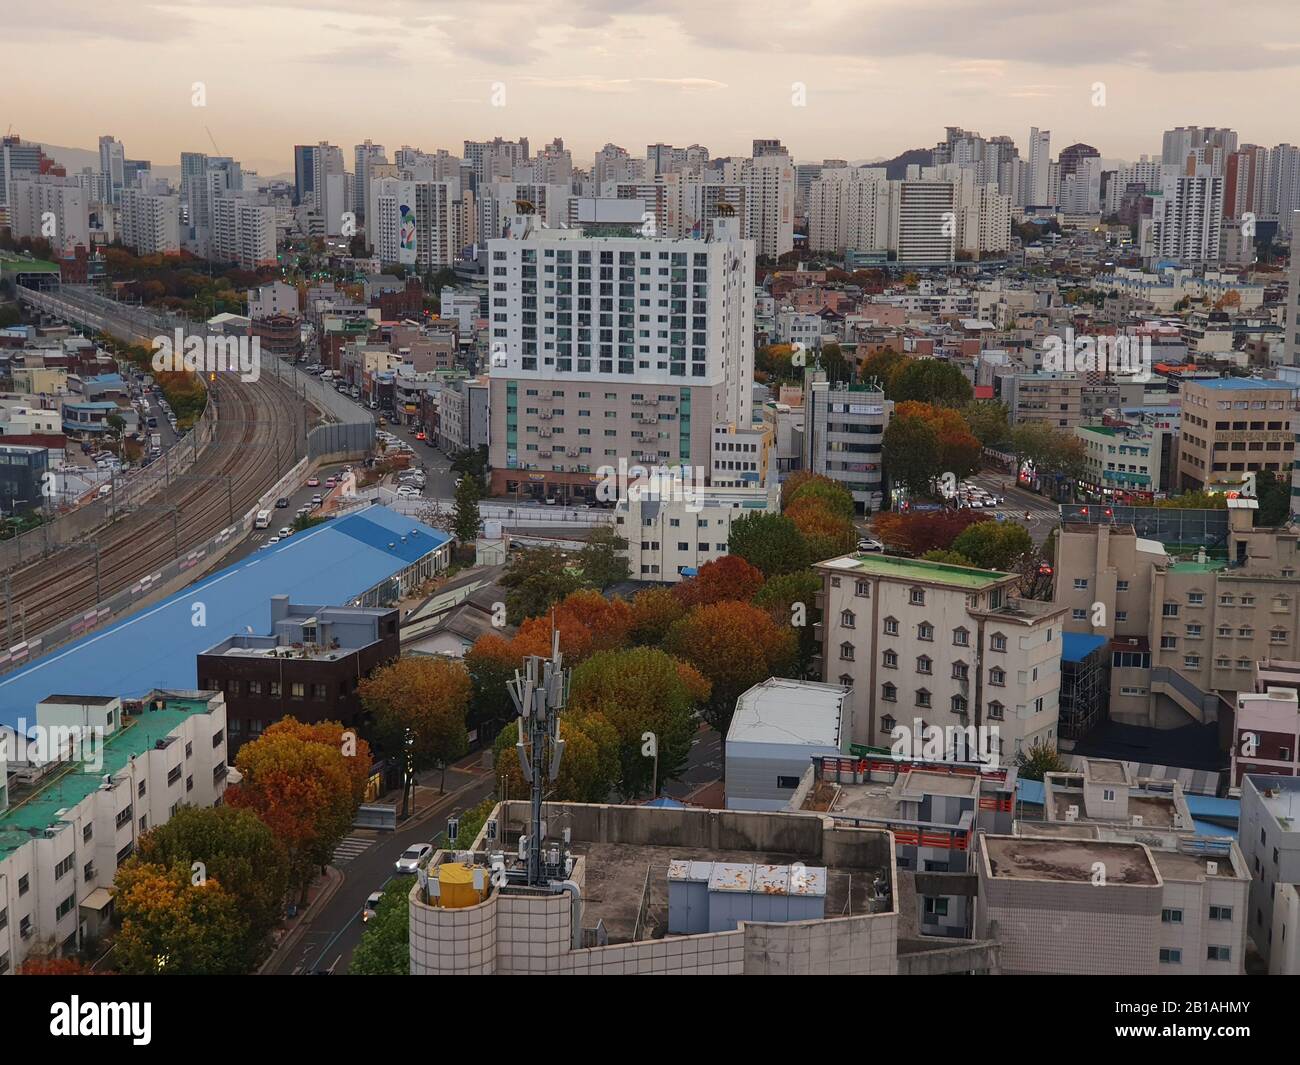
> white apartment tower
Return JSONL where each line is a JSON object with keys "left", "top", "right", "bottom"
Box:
{"left": 10, "top": 176, "right": 91, "bottom": 254}
{"left": 353, "top": 140, "right": 387, "bottom": 222}
{"left": 211, "top": 192, "right": 276, "bottom": 268}
{"left": 120, "top": 188, "right": 181, "bottom": 256}
{"left": 1152, "top": 164, "right": 1224, "bottom": 262}
{"left": 367, "top": 177, "right": 462, "bottom": 268}
{"left": 485, "top": 216, "right": 755, "bottom": 501}
{"left": 1027, "top": 128, "right": 1052, "bottom": 206}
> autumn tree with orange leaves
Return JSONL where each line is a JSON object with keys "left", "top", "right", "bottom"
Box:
{"left": 674, "top": 554, "right": 765, "bottom": 608}
{"left": 226, "top": 718, "right": 371, "bottom": 903}
{"left": 113, "top": 862, "right": 248, "bottom": 974}
{"left": 629, "top": 587, "right": 687, "bottom": 645}
{"left": 664, "top": 601, "right": 796, "bottom": 739}
{"left": 359, "top": 656, "right": 471, "bottom": 793}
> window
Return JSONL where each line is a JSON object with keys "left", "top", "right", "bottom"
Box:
{"left": 838, "top": 674, "right": 853, "bottom": 686}
{"left": 987, "top": 701, "right": 1004, "bottom": 721}
{"left": 990, "top": 632, "right": 1007, "bottom": 652}
{"left": 54, "top": 854, "right": 74, "bottom": 881}
{"left": 952, "top": 661, "right": 969, "bottom": 680}
{"left": 840, "top": 610, "right": 856, "bottom": 629}
{"left": 839, "top": 642, "right": 855, "bottom": 661}
{"left": 1162, "top": 602, "right": 1179, "bottom": 617}
{"left": 989, "top": 667, "right": 1006, "bottom": 686}
{"left": 882, "top": 650, "right": 898, "bottom": 668}
{"left": 909, "top": 587, "right": 926, "bottom": 606}
{"left": 1073, "top": 578, "right": 1088, "bottom": 590}
{"left": 56, "top": 894, "right": 76, "bottom": 921}
{"left": 881, "top": 715, "right": 896, "bottom": 733}
{"left": 924, "top": 897, "right": 949, "bottom": 917}
{"left": 1103, "top": 788, "right": 1116, "bottom": 802}
{"left": 855, "top": 580, "right": 870, "bottom": 598}
{"left": 18, "top": 875, "right": 30, "bottom": 896}
{"left": 953, "top": 627, "right": 969, "bottom": 646}
{"left": 916, "top": 655, "right": 932, "bottom": 675}
{"left": 951, "top": 694, "right": 967, "bottom": 714}
{"left": 915, "top": 689, "right": 931, "bottom": 708}
{"left": 1206, "top": 945, "right": 1231, "bottom": 962}
{"left": 883, "top": 617, "right": 899, "bottom": 636}
{"left": 1159, "top": 948, "right": 1182, "bottom": 964}
{"left": 1117, "top": 580, "right": 1130, "bottom": 592}
{"left": 882, "top": 683, "right": 897, "bottom": 702}
{"left": 137, "top": 779, "right": 146, "bottom": 798}
{"left": 917, "top": 622, "right": 934, "bottom": 641}
{"left": 1209, "top": 905, "right": 1233, "bottom": 921}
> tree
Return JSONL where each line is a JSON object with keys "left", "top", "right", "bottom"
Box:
{"left": 727, "top": 511, "right": 811, "bottom": 576}
{"left": 451, "top": 474, "right": 482, "bottom": 545}
{"left": 950, "top": 521, "right": 1034, "bottom": 571}
{"left": 963, "top": 399, "right": 1011, "bottom": 448}
{"left": 873, "top": 510, "right": 987, "bottom": 556}
{"left": 113, "top": 861, "right": 250, "bottom": 975}
{"left": 895, "top": 401, "right": 982, "bottom": 481}
{"left": 19, "top": 957, "right": 97, "bottom": 975}
{"left": 859, "top": 348, "right": 910, "bottom": 392}
{"left": 578, "top": 526, "right": 630, "bottom": 589}
{"left": 106, "top": 412, "right": 126, "bottom": 444}
{"left": 882, "top": 413, "right": 941, "bottom": 494}
{"left": 225, "top": 719, "right": 370, "bottom": 903}
{"left": 783, "top": 475, "right": 855, "bottom": 521}
{"left": 785, "top": 497, "right": 857, "bottom": 562}
{"left": 359, "top": 657, "right": 471, "bottom": 793}
{"left": 891, "top": 360, "right": 973, "bottom": 407}
{"left": 1254, "top": 469, "right": 1291, "bottom": 526}
{"left": 629, "top": 587, "right": 687, "bottom": 645}
{"left": 492, "top": 709, "right": 620, "bottom": 803}
{"left": 674, "top": 554, "right": 765, "bottom": 608}
{"left": 664, "top": 601, "right": 796, "bottom": 740}
{"left": 131, "top": 805, "right": 289, "bottom": 969}
{"left": 511, "top": 589, "right": 634, "bottom": 663}
{"left": 465, "top": 633, "right": 520, "bottom": 738}
{"left": 922, "top": 548, "right": 974, "bottom": 566}
{"left": 1155, "top": 491, "right": 1227, "bottom": 510}
{"left": 500, "top": 546, "right": 584, "bottom": 625}
{"left": 568, "top": 647, "right": 705, "bottom": 799}
{"left": 1015, "top": 738, "right": 1068, "bottom": 781}
{"left": 349, "top": 877, "right": 410, "bottom": 975}
{"left": 753, "top": 570, "right": 821, "bottom": 678}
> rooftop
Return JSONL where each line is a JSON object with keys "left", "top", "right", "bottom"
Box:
{"left": 0, "top": 692, "right": 218, "bottom": 859}
{"left": 727, "top": 677, "right": 848, "bottom": 750}
{"left": 1062, "top": 632, "right": 1108, "bottom": 663}
{"left": 1248, "top": 775, "right": 1300, "bottom": 831}
{"left": 984, "top": 835, "right": 1159, "bottom": 885}
{"left": 0, "top": 505, "right": 448, "bottom": 730}
{"left": 820, "top": 553, "right": 1011, "bottom": 591}
{"left": 1188, "top": 377, "right": 1295, "bottom": 391}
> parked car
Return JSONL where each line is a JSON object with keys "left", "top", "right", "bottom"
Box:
{"left": 262, "top": 536, "right": 281, "bottom": 547}
{"left": 275, "top": 497, "right": 289, "bottom": 508}
{"left": 277, "top": 526, "right": 292, "bottom": 538}
{"left": 311, "top": 494, "right": 323, "bottom": 506}
{"left": 857, "top": 538, "right": 885, "bottom": 552}
{"left": 307, "top": 476, "right": 320, "bottom": 487}
{"left": 395, "top": 843, "right": 433, "bottom": 874}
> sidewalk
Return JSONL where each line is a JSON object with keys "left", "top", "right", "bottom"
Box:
{"left": 257, "top": 864, "right": 345, "bottom": 975}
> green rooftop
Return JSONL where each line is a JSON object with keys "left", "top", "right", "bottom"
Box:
{"left": 824, "top": 553, "right": 1011, "bottom": 590}
{"left": 0, "top": 695, "right": 217, "bottom": 859}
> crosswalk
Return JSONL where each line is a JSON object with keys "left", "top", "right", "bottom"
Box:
{"left": 332, "top": 835, "right": 375, "bottom": 866}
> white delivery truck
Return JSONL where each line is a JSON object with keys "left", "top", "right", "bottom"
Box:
{"left": 255, "top": 509, "right": 273, "bottom": 529}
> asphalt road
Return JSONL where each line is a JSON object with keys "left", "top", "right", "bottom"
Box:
{"left": 271, "top": 767, "right": 496, "bottom": 975}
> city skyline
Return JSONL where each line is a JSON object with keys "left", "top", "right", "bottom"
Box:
{"left": 8, "top": 0, "right": 1300, "bottom": 174}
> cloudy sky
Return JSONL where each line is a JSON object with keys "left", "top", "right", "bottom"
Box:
{"left": 7, "top": 0, "right": 1300, "bottom": 175}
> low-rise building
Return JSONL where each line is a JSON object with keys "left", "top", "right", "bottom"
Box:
{"left": 196, "top": 596, "right": 399, "bottom": 757}
{"left": 1238, "top": 774, "right": 1300, "bottom": 973}
{"left": 615, "top": 482, "right": 779, "bottom": 582}
{"left": 0, "top": 689, "right": 228, "bottom": 974}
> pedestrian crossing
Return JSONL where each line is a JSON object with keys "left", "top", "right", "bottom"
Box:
{"left": 332, "top": 835, "right": 375, "bottom": 866}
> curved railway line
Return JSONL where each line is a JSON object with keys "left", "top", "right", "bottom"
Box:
{"left": 8, "top": 290, "right": 316, "bottom": 641}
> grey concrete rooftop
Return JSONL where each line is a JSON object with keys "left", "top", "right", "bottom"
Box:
{"left": 984, "top": 836, "right": 1159, "bottom": 885}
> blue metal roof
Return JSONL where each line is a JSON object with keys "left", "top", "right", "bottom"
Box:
{"left": 1016, "top": 778, "right": 1045, "bottom": 806}
{"left": 1185, "top": 794, "right": 1239, "bottom": 819}
{"left": 1193, "top": 819, "right": 1237, "bottom": 839}
{"left": 1062, "top": 631, "right": 1107, "bottom": 663}
{"left": 0, "top": 506, "right": 449, "bottom": 728}
{"left": 1194, "top": 377, "right": 1295, "bottom": 391}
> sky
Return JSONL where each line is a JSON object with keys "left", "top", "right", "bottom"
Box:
{"left": 7, "top": 0, "right": 1300, "bottom": 176}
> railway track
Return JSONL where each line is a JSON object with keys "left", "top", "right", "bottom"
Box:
{"left": 9, "top": 370, "right": 306, "bottom": 639}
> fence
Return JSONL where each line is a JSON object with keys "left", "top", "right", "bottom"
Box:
{"left": 0, "top": 456, "right": 309, "bottom": 675}
{"left": 1058, "top": 504, "right": 1230, "bottom": 554}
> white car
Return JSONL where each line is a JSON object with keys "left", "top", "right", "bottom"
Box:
{"left": 277, "top": 526, "right": 292, "bottom": 538}
{"left": 263, "top": 536, "right": 281, "bottom": 547}
{"left": 362, "top": 891, "right": 384, "bottom": 922}
{"left": 395, "top": 843, "right": 433, "bottom": 874}
{"left": 396, "top": 486, "right": 421, "bottom": 498}
{"left": 857, "top": 538, "right": 885, "bottom": 552}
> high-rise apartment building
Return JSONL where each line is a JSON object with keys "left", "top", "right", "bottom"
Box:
{"left": 120, "top": 187, "right": 181, "bottom": 255}
{"left": 98, "top": 135, "right": 125, "bottom": 205}
{"left": 10, "top": 175, "right": 91, "bottom": 253}
{"left": 1150, "top": 164, "right": 1224, "bottom": 262}
{"left": 1027, "top": 127, "right": 1052, "bottom": 206}
{"left": 211, "top": 192, "right": 276, "bottom": 268}
{"left": 367, "top": 176, "right": 462, "bottom": 268}
{"left": 464, "top": 137, "right": 530, "bottom": 186}
{"left": 353, "top": 140, "right": 387, "bottom": 222}
{"left": 485, "top": 215, "right": 754, "bottom": 501}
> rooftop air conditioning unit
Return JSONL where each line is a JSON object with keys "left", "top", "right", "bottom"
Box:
{"left": 1066, "top": 805, "right": 1079, "bottom": 822}
{"left": 1206, "top": 860, "right": 1218, "bottom": 876}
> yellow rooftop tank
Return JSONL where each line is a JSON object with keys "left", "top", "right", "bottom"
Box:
{"left": 437, "top": 861, "right": 488, "bottom": 909}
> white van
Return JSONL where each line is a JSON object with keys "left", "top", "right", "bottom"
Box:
{"left": 254, "top": 509, "right": 273, "bottom": 529}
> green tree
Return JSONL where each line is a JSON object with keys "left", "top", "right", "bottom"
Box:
{"left": 1254, "top": 469, "right": 1291, "bottom": 526}
{"left": 784, "top": 476, "right": 856, "bottom": 520}
{"left": 950, "top": 521, "right": 1034, "bottom": 571}
{"left": 753, "top": 570, "right": 821, "bottom": 678}
{"left": 568, "top": 647, "right": 703, "bottom": 799}
{"left": 727, "top": 512, "right": 811, "bottom": 577}
{"left": 349, "top": 877, "right": 411, "bottom": 975}
{"left": 500, "top": 546, "right": 585, "bottom": 625}
{"left": 130, "top": 805, "right": 290, "bottom": 970}
{"left": 892, "top": 360, "right": 973, "bottom": 407}
{"left": 1015, "top": 738, "right": 1068, "bottom": 781}
{"left": 451, "top": 474, "right": 482, "bottom": 544}
{"left": 922, "top": 548, "right": 974, "bottom": 566}
{"left": 578, "top": 526, "right": 630, "bottom": 589}
{"left": 962, "top": 399, "right": 1011, "bottom": 447}
{"left": 859, "top": 348, "right": 910, "bottom": 392}
{"left": 882, "top": 413, "right": 941, "bottom": 494}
